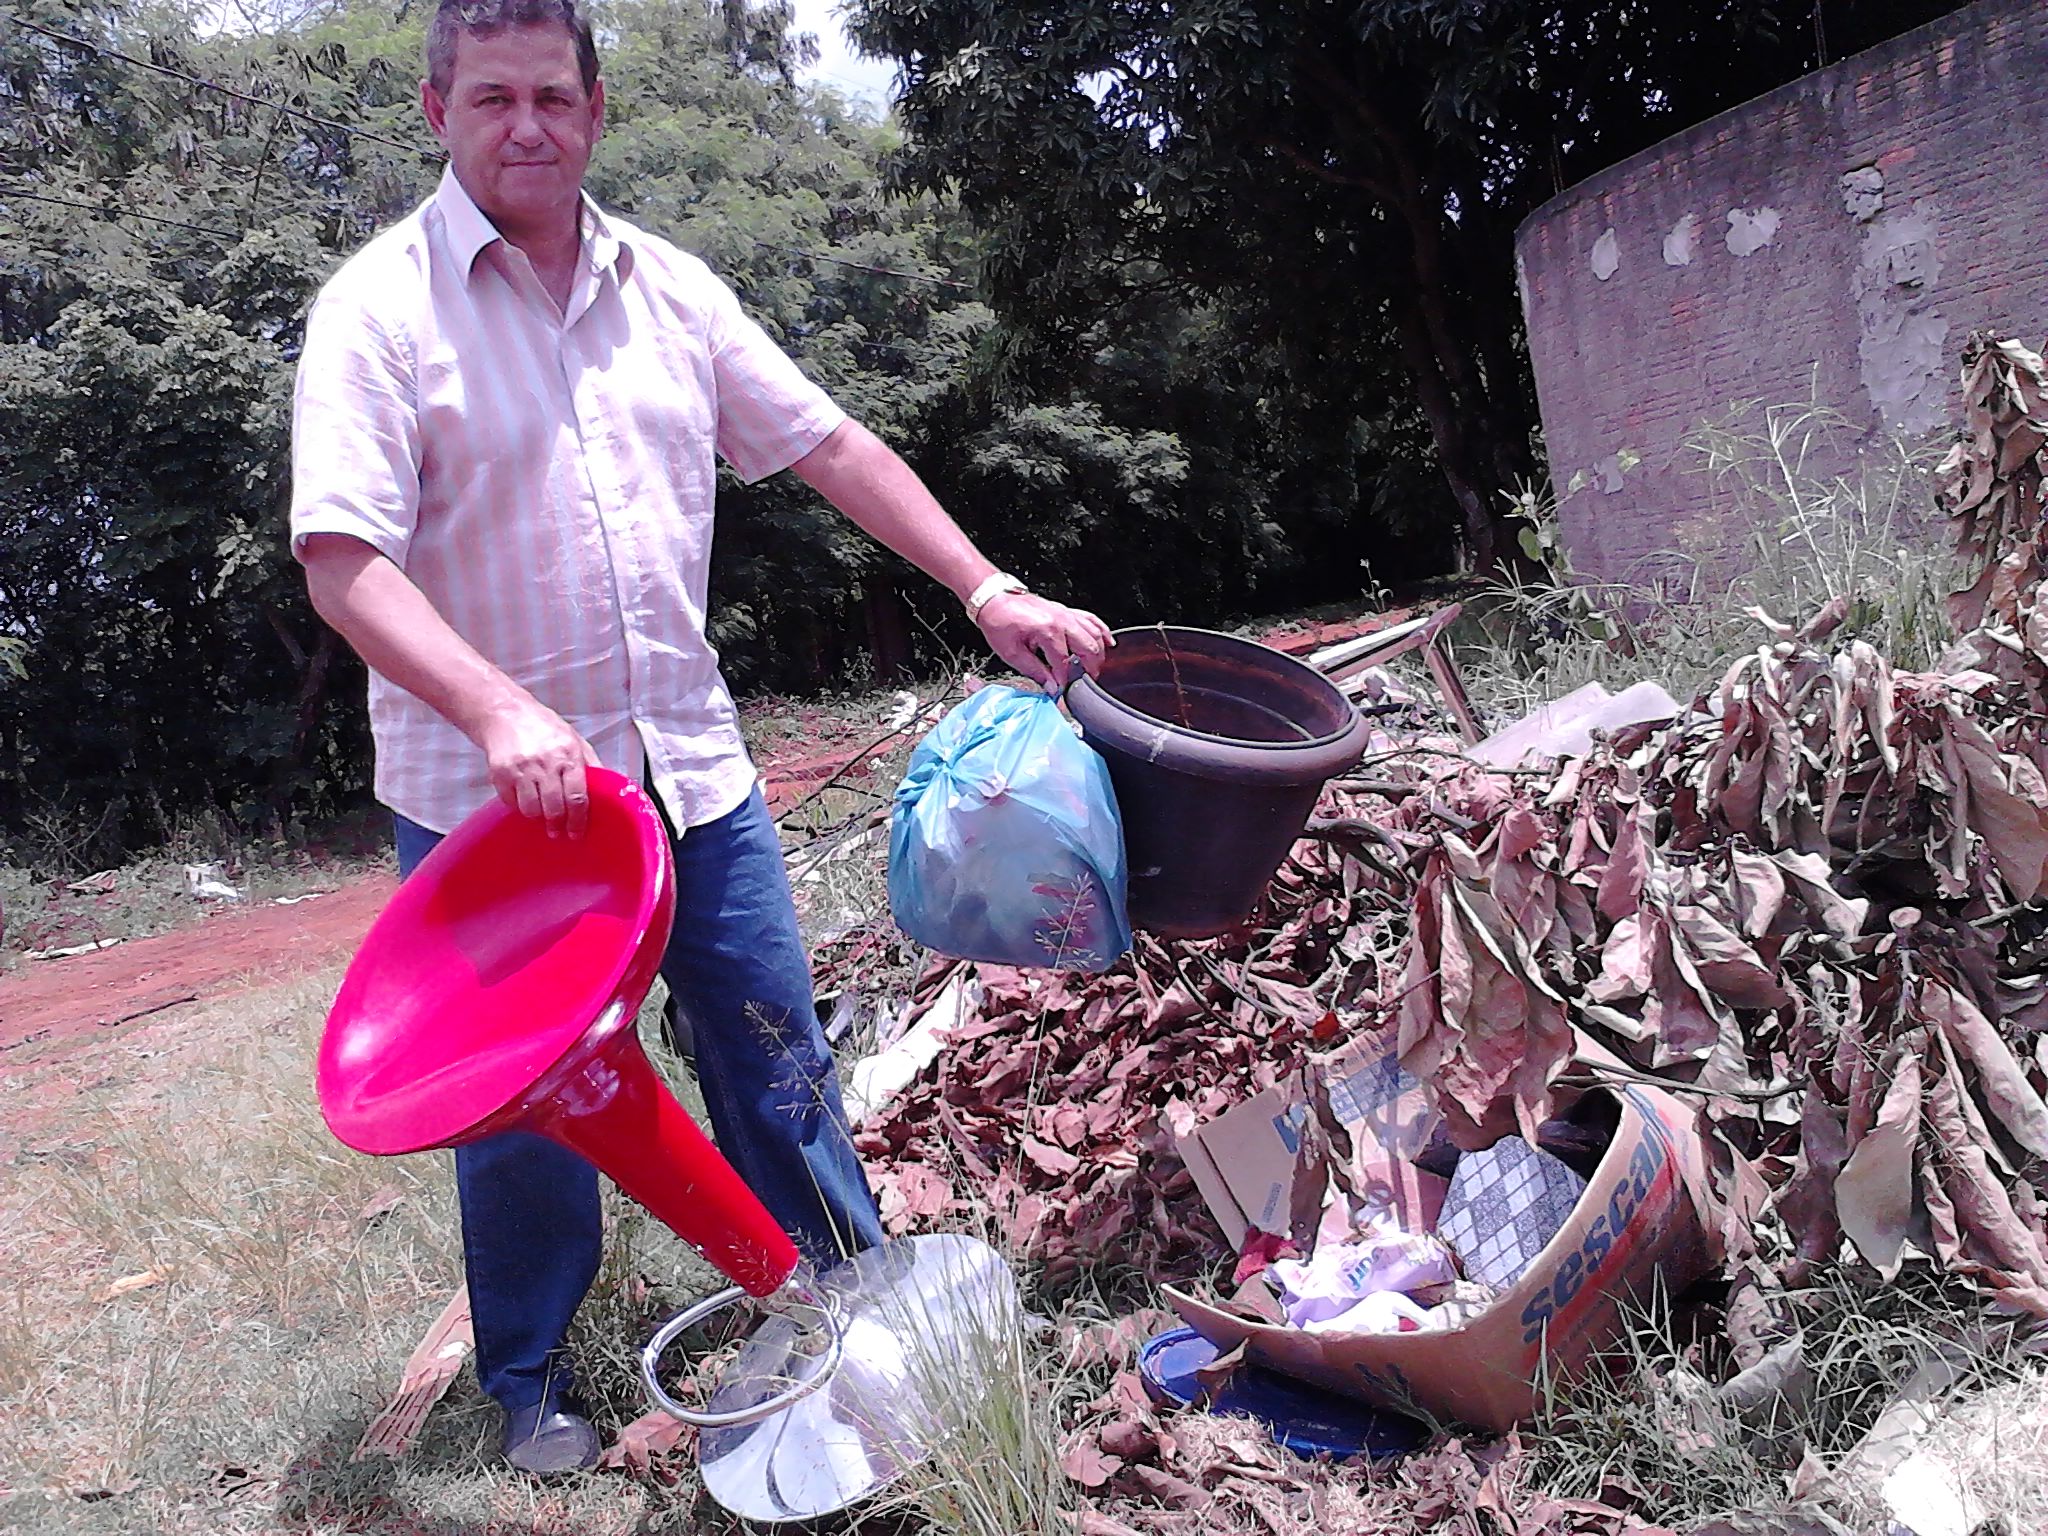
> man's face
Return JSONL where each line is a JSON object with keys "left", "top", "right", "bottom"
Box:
{"left": 422, "top": 23, "right": 604, "bottom": 237}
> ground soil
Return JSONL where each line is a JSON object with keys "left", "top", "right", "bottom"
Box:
{"left": 0, "top": 877, "right": 398, "bottom": 1055}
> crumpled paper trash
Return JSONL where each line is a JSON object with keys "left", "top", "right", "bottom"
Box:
{"left": 1298, "top": 1279, "right": 1498, "bottom": 1336}
{"left": 1268, "top": 1226, "right": 1455, "bottom": 1328}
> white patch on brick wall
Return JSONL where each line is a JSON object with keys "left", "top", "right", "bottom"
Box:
{"left": 1853, "top": 203, "right": 1949, "bottom": 435}
{"left": 1663, "top": 213, "right": 1701, "bottom": 267}
{"left": 1516, "top": 250, "right": 1533, "bottom": 314}
{"left": 1591, "top": 228, "right": 1621, "bottom": 281}
{"left": 1725, "top": 206, "right": 1783, "bottom": 256}
{"left": 1841, "top": 166, "right": 1885, "bottom": 223}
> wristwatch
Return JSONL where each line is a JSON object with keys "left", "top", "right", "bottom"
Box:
{"left": 965, "top": 571, "right": 1029, "bottom": 623}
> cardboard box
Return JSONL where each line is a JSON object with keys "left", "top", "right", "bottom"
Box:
{"left": 1175, "top": 1036, "right": 1448, "bottom": 1247}
{"left": 1168, "top": 1039, "right": 1722, "bottom": 1434}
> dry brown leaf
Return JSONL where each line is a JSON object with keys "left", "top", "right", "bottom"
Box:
{"left": 1923, "top": 978, "right": 2048, "bottom": 1164}
{"left": 94, "top": 1268, "right": 168, "bottom": 1302}
{"left": 1668, "top": 901, "right": 1790, "bottom": 1011}
{"left": 1064, "top": 1512, "right": 1147, "bottom": 1536}
{"left": 1060, "top": 1433, "right": 1124, "bottom": 1490}
{"left": 357, "top": 1184, "right": 406, "bottom": 1224}
{"left": 597, "top": 1408, "right": 687, "bottom": 1473}
{"left": 1924, "top": 1066, "right": 2048, "bottom": 1303}
{"left": 353, "top": 1287, "right": 473, "bottom": 1461}
{"left": 1778, "top": 1092, "right": 1849, "bottom": 1272}
{"left": 1833, "top": 1050, "right": 1922, "bottom": 1278}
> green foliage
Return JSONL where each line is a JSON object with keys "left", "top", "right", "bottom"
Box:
{"left": 0, "top": 0, "right": 431, "bottom": 849}
{"left": 1501, "top": 482, "right": 1625, "bottom": 647}
{"left": 844, "top": 0, "right": 1969, "bottom": 568}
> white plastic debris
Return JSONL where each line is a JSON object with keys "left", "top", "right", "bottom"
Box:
{"left": 1269, "top": 1227, "right": 1456, "bottom": 1327}
{"left": 1882, "top": 1448, "right": 1990, "bottom": 1536}
{"left": 843, "top": 973, "right": 981, "bottom": 1121}
{"left": 1296, "top": 1280, "right": 1498, "bottom": 1337}
{"left": 25, "top": 937, "right": 125, "bottom": 961}
{"left": 183, "top": 862, "right": 243, "bottom": 901}
{"left": 1469, "top": 680, "right": 1682, "bottom": 768}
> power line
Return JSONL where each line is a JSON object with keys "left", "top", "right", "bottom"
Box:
{"left": 6, "top": 12, "right": 436, "bottom": 159}
{"left": 752, "top": 239, "right": 971, "bottom": 290}
{"left": 0, "top": 183, "right": 240, "bottom": 239}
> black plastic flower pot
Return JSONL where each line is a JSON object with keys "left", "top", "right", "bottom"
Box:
{"left": 1066, "top": 626, "right": 1370, "bottom": 939}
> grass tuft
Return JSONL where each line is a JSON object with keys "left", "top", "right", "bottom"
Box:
{"left": 1463, "top": 396, "right": 1961, "bottom": 724}
{"left": 1524, "top": 1266, "right": 2039, "bottom": 1530}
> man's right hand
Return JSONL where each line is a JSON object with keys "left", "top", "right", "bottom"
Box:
{"left": 473, "top": 697, "right": 603, "bottom": 840}
{"left": 299, "top": 537, "right": 605, "bottom": 839}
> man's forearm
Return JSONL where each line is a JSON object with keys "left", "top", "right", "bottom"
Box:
{"left": 791, "top": 421, "right": 996, "bottom": 602}
{"left": 299, "top": 533, "right": 532, "bottom": 742}
{"left": 301, "top": 534, "right": 598, "bottom": 834}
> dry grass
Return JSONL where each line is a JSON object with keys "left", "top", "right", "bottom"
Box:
{"left": 5, "top": 841, "right": 2036, "bottom": 1536}
{"left": 1877, "top": 1366, "right": 2048, "bottom": 1533}
{"left": 865, "top": 1245, "right": 1088, "bottom": 1536}
{"left": 1461, "top": 397, "right": 1962, "bottom": 726}
{"left": 0, "top": 974, "right": 731, "bottom": 1536}
{"left": 1520, "top": 1264, "right": 2048, "bottom": 1531}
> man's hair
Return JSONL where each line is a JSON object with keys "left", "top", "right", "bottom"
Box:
{"left": 426, "top": 0, "right": 600, "bottom": 98}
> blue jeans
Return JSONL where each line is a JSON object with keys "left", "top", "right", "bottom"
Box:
{"left": 393, "top": 785, "right": 883, "bottom": 1416}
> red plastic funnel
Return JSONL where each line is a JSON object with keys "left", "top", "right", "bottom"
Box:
{"left": 316, "top": 767, "right": 799, "bottom": 1296}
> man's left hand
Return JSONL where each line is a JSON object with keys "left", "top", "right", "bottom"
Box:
{"left": 975, "top": 592, "right": 1115, "bottom": 691}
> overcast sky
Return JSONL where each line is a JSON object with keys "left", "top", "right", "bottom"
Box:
{"left": 787, "top": 0, "right": 898, "bottom": 108}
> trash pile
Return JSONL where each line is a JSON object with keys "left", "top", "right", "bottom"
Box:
{"left": 845, "top": 922, "right": 1354, "bottom": 1292}
{"left": 817, "top": 333, "right": 2048, "bottom": 1527}
{"left": 1375, "top": 334, "right": 2048, "bottom": 1325}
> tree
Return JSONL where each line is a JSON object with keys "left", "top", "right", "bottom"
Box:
{"left": 845, "top": 0, "right": 1969, "bottom": 569}
{"left": 0, "top": 0, "right": 435, "bottom": 845}
{"left": 587, "top": 0, "right": 985, "bottom": 686}
{"left": 0, "top": 0, "right": 992, "bottom": 839}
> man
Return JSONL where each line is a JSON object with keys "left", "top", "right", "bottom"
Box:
{"left": 289, "top": 0, "right": 1111, "bottom": 1473}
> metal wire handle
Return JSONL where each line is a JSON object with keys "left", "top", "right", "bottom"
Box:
{"left": 639, "top": 1282, "right": 845, "bottom": 1430}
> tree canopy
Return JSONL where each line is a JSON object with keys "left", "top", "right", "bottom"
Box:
{"left": 846, "top": 0, "right": 1970, "bottom": 567}
{"left": 1, "top": 0, "right": 1444, "bottom": 858}
{"left": 0, "top": 0, "right": 1974, "bottom": 859}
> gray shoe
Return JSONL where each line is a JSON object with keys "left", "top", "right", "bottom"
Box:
{"left": 503, "top": 1404, "right": 600, "bottom": 1474}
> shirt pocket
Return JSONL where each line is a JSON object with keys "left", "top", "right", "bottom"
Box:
{"left": 635, "top": 322, "right": 719, "bottom": 456}
{"left": 415, "top": 334, "right": 560, "bottom": 503}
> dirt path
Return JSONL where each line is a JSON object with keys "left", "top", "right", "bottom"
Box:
{"left": 0, "top": 744, "right": 884, "bottom": 1060}
{"left": 0, "top": 876, "right": 398, "bottom": 1054}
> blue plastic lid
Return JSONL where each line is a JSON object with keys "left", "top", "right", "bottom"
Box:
{"left": 1138, "top": 1326, "right": 1428, "bottom": 1463}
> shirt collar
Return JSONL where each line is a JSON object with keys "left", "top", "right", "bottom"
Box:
{"left": 434, "top": 166, "right": 632, "bottom": 281}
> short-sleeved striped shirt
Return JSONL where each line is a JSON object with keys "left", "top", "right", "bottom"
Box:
{"left": 289, "top": 168, "right": 845, "bottom": 834}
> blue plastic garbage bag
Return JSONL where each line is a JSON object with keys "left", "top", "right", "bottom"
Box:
{"left": 889, "top": 685, "right": 1132, "bottom": 972}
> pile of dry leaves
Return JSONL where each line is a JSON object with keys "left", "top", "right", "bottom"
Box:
{"left": 845, "top": 844, "right": 1392, "bottom": 1291}
{"left": 829, "top": 333, "right": 2048, "bottom": 1528}
{"left": 1376, "top": 333, "right": 2048, "bottom": 1320}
